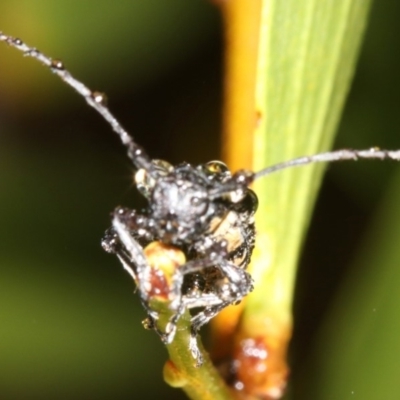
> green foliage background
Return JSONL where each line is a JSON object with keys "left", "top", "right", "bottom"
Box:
{"left": 0, "top": 1, "right": 400, "bottom": 399}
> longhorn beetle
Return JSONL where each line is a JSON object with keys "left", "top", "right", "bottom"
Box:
{"left": 2, "top": 32, "right": 400, "bottom": 367}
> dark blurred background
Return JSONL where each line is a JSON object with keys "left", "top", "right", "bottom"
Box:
{"left": 0, "top": 1, "right": 400, "bottom": 399}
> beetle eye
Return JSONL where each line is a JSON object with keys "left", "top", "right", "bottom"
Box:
{"left": 190, "top": 195, "right": 208, "bottom": 215}
{"left": 243, "top": 189, "right": 259, "bottom": 213}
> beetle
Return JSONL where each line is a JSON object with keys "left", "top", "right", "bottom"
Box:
{"left": 2, "top": 32, "right": 400, "bottom": 367}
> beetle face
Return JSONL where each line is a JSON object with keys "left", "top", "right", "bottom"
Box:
{"left": 150, "top": 173, "right": 212, "bottom": 243}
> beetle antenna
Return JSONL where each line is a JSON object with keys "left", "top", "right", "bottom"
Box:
{"left": 0, "top": 32, "right": 154, "bottom": 172}
{"left": 253, "top": 147, "right": 400, "bottom": 180}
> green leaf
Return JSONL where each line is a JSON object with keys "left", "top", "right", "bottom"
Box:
{"left": 248, "top": 0, "right": 372, "bottom": 327}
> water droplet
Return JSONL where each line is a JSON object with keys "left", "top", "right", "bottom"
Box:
{"left": 51, "top": 59, "right": 64, "bottom": 70}
{"left": 91, "top": 91, "right": 107, "bottom": 105}
{"left": 205, "top": 160, "right": 229, "bottom": 174}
